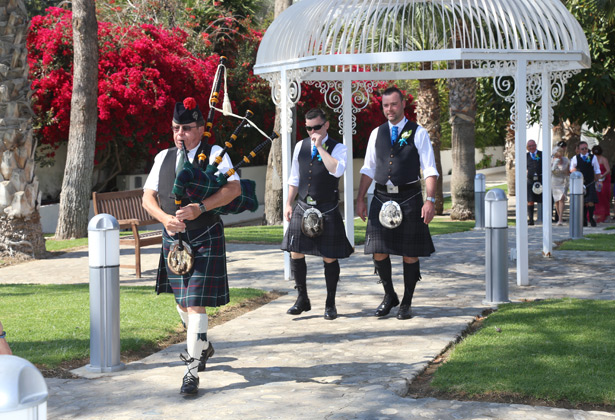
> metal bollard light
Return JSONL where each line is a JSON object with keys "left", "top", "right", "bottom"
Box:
{"left": 87, "top": 214, "right": 124, "bottom": 373}
{"left": 0, "top": 355, "right": 48, "bottom": 420}
{"left": 474, "top": 173, "right": 486, "bottom": 228}
{"left": 569, "top": 172, "right": 584, "bottom": 240}
{"left": 484, "top": 188, "right": 510, "bottom": 305}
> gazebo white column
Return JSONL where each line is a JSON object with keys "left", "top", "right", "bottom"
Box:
{"left": 541, "top": 69, "right": 553, "bottom": 257}
{"left": 515, "top": 60, "right": 529, "bottom": 286}
{"left": 281, "top": 69, "right": 292, "bottom": 280}
{"left": 341, "top": 79, "right": 355, "bottom": 246}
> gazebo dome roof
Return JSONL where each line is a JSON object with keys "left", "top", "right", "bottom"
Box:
{"left": 254, "top": 0, "right": 590, "bottom": 78}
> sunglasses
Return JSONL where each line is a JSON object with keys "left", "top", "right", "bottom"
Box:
{"left": 305, "top": 123, "right": 325, "bottom": 132}
{"left": 172, "top": 124, "right": 197, "bottom": 133}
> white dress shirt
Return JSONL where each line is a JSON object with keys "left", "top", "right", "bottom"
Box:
{"left": 143, "top": 142, "right": 240, "bottom": 193}
{"left": 569, "top": 154, "right": 601, "bottom": 175}
{"left": 360, "top": 117, "right": 439, "bottom": 184}
{"left": 287, "top": 135, "right": 348, "bottom": 187}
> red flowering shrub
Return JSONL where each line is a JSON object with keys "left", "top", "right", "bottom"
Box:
{"left": 28, "top": 7, "right": 219, "bottom": 172}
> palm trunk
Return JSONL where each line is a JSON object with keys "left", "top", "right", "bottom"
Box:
{"left": 416, "top": 74, "right": 444, "bottom": 214}
{"left": 0, "top": 0, "right": 46, "bottom": 258}
{"left": 55, "top": 0, "right": 99, "bottom": 239}
{"left": 448, "top": 77, "right": 476, "bottom": 220}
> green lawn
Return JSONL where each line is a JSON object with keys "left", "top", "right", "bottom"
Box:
{"left": 0, "top": 284, "right": 265, "bottom": 369}
{"left": 432, "top": 298, "right": 615, "bottom": 405}
{"left": 557, "top": 234, "right": 615, "bottom": 251}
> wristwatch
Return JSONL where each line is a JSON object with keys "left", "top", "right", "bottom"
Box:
{"left": 199, "top": 202, "right": 207, "bottom": 213}
{"left": 426, "top": 196, "right": 436, "bottom": 203}
{"left": 0, "top": 330, "right": 6, "bottom": 339}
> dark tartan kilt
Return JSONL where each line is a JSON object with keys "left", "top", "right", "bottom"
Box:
{"left": 156, "top": 222, "right": 229, "bottom": 308}
{"left": 365, "top": 189, "right": 435, "bottom": 257}
{"left": 527, "top": 179, "right": 543, "bottom": 203}
{"left": 281, "top": 200, "right": 353, "bottom": 259}
{"left": 584, "top": 182, "right": 598, "bottom": 204}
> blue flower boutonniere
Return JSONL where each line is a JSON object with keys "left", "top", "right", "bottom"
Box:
{"left": 317, "top": 143, "right": 328, "bottom": 162}
{"left": 399, "top": 130, "right": 412, "bottom": 146}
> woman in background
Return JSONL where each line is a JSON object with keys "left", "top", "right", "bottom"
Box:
{"left": 551, "top": 146, "right": 569, "bottom": 226}
{"left": 592, "top": 145, "right": 611, "bottom": 223}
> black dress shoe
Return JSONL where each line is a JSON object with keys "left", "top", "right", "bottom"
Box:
{"left": 180, "top": 372, "right": 199, "bottom": 395}
{"left": 375, "top": 293, "right": 399, "bottom": 317}
{"left": 590, "top": 219, "right": 597, "bottom": 227}
{"left": 528, "top": 219, "right": 534, "bottom": 226}
{"left": 287, "top": 296, "right": 311, "bottom": 315}
{"left": 198, "top": 342, "right": 215, "bottom": 372}
{"left": 397, "top": 304, "right": 412, "bottom": 320}
{"left": 324, "top": 306, "right": 337, "bottom": 320}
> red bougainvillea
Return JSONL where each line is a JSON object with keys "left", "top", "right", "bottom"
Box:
{"left": 27, "top": 7, "right": 220, "bottom": 168}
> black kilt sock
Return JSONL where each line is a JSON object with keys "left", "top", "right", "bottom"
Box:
{"left": 402, "top": 260, "right": 421, "bottom": 306}
{"left": 374, "top": 257, "right": 395, "bottom": 295}
{"left": 291, "top": 257, "right": 308, "bottom": 297}
{"left": 324, "top": 260, "right": 340, "bottom": 307}
{"left": 528, "top": 204, "right": 534, "bottom": 223}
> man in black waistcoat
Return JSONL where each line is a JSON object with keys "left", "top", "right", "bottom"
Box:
{"left": 526, "top": 139, "right": 543, "bottom": 225}
{"left": 143, "top": 97, "right": 240, "bottom": 396}
{"left": 570, "top": 141, "right": 601, "bottom": 227}
{"left": 356, "top": 87, "right": 438, "bottom": 320}
{"left": 281, "top": 108, "right": 353, "bottom": 320}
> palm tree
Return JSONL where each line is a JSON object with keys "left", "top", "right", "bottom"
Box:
{"left": 0, "top": 0, "right": 46, "bottom": 258}
{"left": 448, "top": 76, "right": 477, "bottom": 220}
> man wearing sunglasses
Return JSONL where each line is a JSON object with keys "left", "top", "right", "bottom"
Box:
{"left": 281, "top": 108, "right": 353, "bottom": 320}
{"left": 570, "top": 141, "right": 601, "bottom": 227}
{"left": 526, "top": 139, "right": 543, "bottom": 226}
{"left": 143, "top": 97, "right": 240, "bottom": 396}
{"left": 356, "top": 87, "right": 438, "bottom": 320}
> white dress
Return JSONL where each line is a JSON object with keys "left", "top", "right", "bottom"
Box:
{"left": 551, "top": 156, "right": 569, "bottom": 201}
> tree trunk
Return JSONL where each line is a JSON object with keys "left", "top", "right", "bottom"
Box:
{"left": 55, "top": 0, "right": 99, "bottom": 239}
{"left": 504, "top": 121, "right": 516, "bottom": 196}
{"left": 562, "top": 119, "right": 582, "bottom": 154}
{"left": 416, "top": 77, "right": 444, "bottom": 214}
{"left": 448, "top": 77, "right": 476, "bottom": 220}
{"left": 263, "top": 0, "right": 293, "bottom": 225}
{"left": 0, "top": 0, "right": 46, "bottom": 258}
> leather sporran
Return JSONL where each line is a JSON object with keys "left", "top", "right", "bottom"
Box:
{"left": 379, "top": 200, "right": 403, "bottom": 229}
{"left": 301, "top": 207, "right": 324, "bottom": 238}
{"left": 167, "top": 240, "right": 194, "bottom": 275}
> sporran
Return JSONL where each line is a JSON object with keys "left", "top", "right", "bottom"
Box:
{"left": 379, "top": 200, "right": 403, "bottom": 229}
{"left": 301, "top": 207, "right": 324, "bottom": 238}
{"left": 167, "top": 239, "right": 194, "bottom": 275}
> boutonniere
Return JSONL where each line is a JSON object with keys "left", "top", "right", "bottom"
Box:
{"left": 317, "top": 143, "right": 328, "bottom": 162}
{"left": 399, "top": 130, "right": 412, "bottom": 146}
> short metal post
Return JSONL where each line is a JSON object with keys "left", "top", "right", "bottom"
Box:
{"left": 484, "top": 188, "right": 510, "bottom": 305}
{"left": 474, "top": 173, "right": 486, "bottom": 229}
{"left": 569, "top": 172, "right": 584, "bottom": 240}
{"left": 0, "top": 356, "right": 48, "bottom": 419}
{"left": 87, "top": 214, "right": 124, "bottom": 373}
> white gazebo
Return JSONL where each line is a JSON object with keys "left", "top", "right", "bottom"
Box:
{"left": 253, "top": 0, "right": 590, "bottom": 284}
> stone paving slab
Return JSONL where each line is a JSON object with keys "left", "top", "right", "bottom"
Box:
{"left": 3, "top": 223, "right": 612, "bottom": 419}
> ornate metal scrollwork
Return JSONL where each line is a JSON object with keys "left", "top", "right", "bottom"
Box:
{"left": 262, "top": 69, "right": 312, "bottom": 132}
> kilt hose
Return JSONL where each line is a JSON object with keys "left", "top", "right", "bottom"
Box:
{"left": 526, "top": 179, "right": 543, "bottom": 203}
{"left": 156, "top": 222, "right": 230, "bottom": 308}
{"left": 365, "top": 189, "right": 435, "bottom": 257}
{"left": 281, "top": 199, "right": 353, "bottom": 259}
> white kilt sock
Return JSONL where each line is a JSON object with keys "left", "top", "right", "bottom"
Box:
{"left": 177, "top": 305, "right": 189, "bottom": 330}
{"left": 186, "top": 313, "right": 208, "bottom": 375}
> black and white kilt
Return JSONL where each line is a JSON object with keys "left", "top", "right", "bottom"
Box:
{"left": 156, "top": 222, "right": 230, "bottom": 308}
{"left": 281, "top": 199, "right": 353, "bottom": 259}
{"left": 365, "top": 189, "right": 435, "bottom": 257}
{"left": 584, "top": 182, "right": 599, "bottom": 204}
{"left": 526, "top": 179, "right": 543, "bottom": 203}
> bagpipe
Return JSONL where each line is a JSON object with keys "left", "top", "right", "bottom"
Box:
{"left": 167, "top": 56, "right": 279, "bottom": 275}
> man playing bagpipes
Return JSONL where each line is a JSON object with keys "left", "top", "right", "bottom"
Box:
{"left": 143, "top": 97, "right": 241, "bottom": 396}
{"left": 281, "top": 108, "right": 353, "bottom": 321}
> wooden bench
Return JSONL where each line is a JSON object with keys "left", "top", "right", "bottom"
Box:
{"left": 92, "top": 189, "right": 162, "bottom": 278}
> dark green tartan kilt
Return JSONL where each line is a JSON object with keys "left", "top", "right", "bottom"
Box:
{"left": 156, "top": 222, "right": 229, "bottom": 308}
{"left": 365, "top": 189, "right": 435, "bottom": 257}
{"left": 281, "top": 200, "right": 353, "bottom": 259}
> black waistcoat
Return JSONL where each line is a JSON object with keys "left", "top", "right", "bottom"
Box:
{"left": 526, "top": 151, "right": 542, "bottom": 180}
{"left": 374, "top": 121, "right": 420, "bottom": 185}
{"left": 575, "top": 153, "right": 595, "bottom": 184}
{"left": 158, "top": 143, "right": 220, "bottom": 230}
{"left": 297, "top": 138, "right": 340, "bottom": 203}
